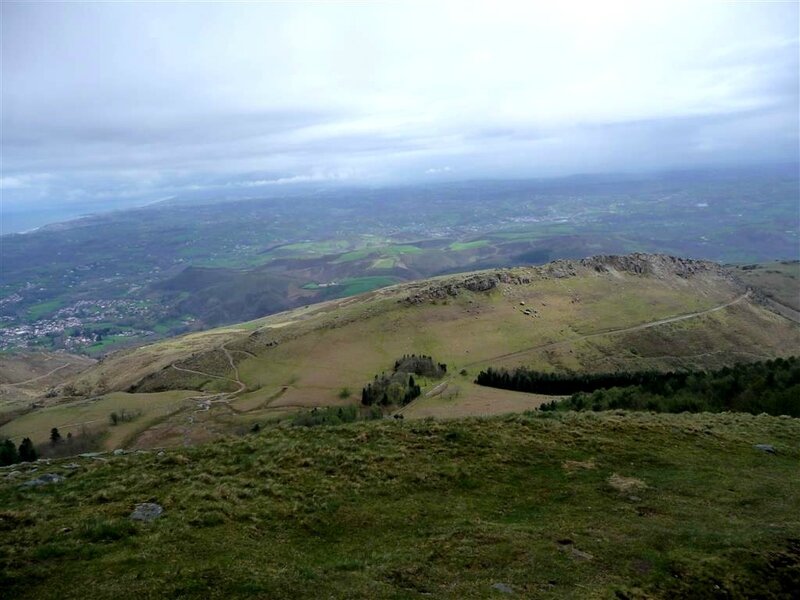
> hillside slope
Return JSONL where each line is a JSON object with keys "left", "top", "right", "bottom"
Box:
{"left": 3, "top": 254, "right": 798, "bottom": 449}
{"left": 1, "top": 412, "right": 798, "bottom": 599}
{"left": 0, "top": 352, "right": 95, "bottom": 420}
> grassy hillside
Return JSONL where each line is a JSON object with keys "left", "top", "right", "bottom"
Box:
{"left": 733, "top": 261, "right": 800, "bottom": 314}
{"left": 0, "top": 352, "right": 96, "bottom": 423}
{"left": 2, "top": 254, "right": 798, "bottom": 450}
{"left": 1, "top": 411, "right": 798, "bottom": 599}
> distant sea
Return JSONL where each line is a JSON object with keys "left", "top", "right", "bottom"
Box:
{"left": 1, "top": 199, "right": 152, "bottom": 235}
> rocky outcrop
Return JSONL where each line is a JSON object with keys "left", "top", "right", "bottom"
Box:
{"left": 579, "top": 253, "right": 727, "bottom": 278}
{"left": 406, "top": 272, "right": 517, "bottom": 303}
{"left": 404, "top": 253, "right": 733, "bottom": 304}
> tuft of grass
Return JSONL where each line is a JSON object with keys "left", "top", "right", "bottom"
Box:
{"left": 79, "top": 517, "right": 137, "bottom": 543}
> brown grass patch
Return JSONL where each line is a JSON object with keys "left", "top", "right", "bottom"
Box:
{"left": 562, "top": 459, "right": 596, "bottom": 472}
{"left": 608, "top": 473, "right": 648, "bottom": 494}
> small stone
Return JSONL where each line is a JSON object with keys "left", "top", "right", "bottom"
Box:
{"left": 130, "top": 502, "right": 164, "bottom": 522}
{"left": 113, "top": 449, "right": 126, "bottom": 456}
{"left": 491, "top": 582, "right": 514, "bottom": 594}
{"left": 63, "top": 463, "right": 80, "bottom": 470}
{"left": 754, "top": 444, "right": 776, "bottom": 454}
{"left": 5, "top": 470, "right": 22, "bottom": 479}
{"left": 570, "top": 547, "right": 594, "bottom": 561}
{"left": 157, "top": 451, "right": 166, "bottom": 457}
{"left": 79, "top": 452, "right": 103, "bottom": 458}
{"left": 21, "top": 473, "right": 65, "bottom": 487}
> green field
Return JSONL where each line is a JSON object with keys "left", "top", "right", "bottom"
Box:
{"left": 334, "top": 245, "right": 422, "bottom": 264}
{"left": 449, "top": 240, "right": 490, "bottom": 251}
{"left": 0, "top": 391, "right": 196, "bottom": 449}
{"left": 1, "top": 411, "right": 798, "bottom": 599}
{"left": 26, "top": 300, "right": 64, "bottom": 321}
{"left": 337, "top": 276, "right": 400, "bottom": 296}
{"left": 370, "top": 257, "right": 397, "bottom": 269}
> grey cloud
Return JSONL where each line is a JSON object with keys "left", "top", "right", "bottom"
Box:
{"left": 1, "top": 1, "right": 798, "bottom": 209}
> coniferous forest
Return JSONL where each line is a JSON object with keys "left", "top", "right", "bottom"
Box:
{"left": 476, "top": 357, "right": 800, "bottom": 417}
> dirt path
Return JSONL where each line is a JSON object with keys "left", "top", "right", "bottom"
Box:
{"left": 9, "top": 363, "right": 72, "bottom": 386}
{"left": 221, "top": 343, "right": 247, "bottom": 394}
{"left": 165, "top": 343, "right": 251, "bottom": 444}
{"left": 227, "top": 347, "right": 258, "bottom": 359}
{"left": 464, "top": 292, "right": 750, "bottom": 368}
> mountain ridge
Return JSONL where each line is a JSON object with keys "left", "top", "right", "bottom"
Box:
{"left": 1, "top": 253, "right": 797, "bottom": 451}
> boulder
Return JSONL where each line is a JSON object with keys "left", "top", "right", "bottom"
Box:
{"left": 21, "top": 473, "right": 65, "bottom": 487}
{"left": 130, "top": 502, "right": 164, "bottom": 522}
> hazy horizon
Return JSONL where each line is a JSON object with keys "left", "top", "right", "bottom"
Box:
{"left": 2, "top": 1, "right": 798, "bottom": 219}
{"left": 2, "top": 161, "right": 797, "bottom": 236}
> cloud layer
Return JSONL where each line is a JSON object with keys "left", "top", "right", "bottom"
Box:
{"left": 2, "top": 1, "right": 798, "bottom": 207}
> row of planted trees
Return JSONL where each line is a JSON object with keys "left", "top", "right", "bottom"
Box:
{"left": 474, "top": 367, "right": 690, "bottom": 395}
{"left": 477, "top": 357, "right": 800, "bottom": 417}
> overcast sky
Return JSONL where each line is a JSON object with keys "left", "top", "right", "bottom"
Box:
{"left": 2, "top": 1, "right": 798, "bottom": 209}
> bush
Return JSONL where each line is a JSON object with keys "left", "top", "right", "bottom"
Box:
{"left": 292, "top": 405, "right": 359, "bottom": 428}
{"left": 110, "top": 409, "right": 141, "bottom": 426}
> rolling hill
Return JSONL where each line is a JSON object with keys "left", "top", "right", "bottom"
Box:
{"left": 1, "top": 253, "right": 798, "bottom": 599}
{"left": 2, "top": 253, "right": 796, "bottom": 451}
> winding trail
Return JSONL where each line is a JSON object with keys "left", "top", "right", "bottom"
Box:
{"left": 221, "top": 343, "right": 247, "bottom": 394}
{"left": 464, "top": 292, "right": 751, "bottom": 369}
{"left": 9, "top": 363, "right": 72, "bottom": 386}
{"left": 166, "top": 342, "right": 251, "bottom": 446}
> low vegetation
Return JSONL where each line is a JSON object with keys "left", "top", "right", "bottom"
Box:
{"left": 291, "top": 405, "right": 382, "bottom": 427}
{"left": 0, "top": 411, "right": 798, "bottom": 598}
{"left": 109, "top": 409, "right": 142, "bottom": 426}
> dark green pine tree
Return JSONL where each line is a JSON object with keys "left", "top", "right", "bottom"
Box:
{"left": 50, "top": 427, "right": 62, "bottom": 446}
{"left": 0, "top": 439, "right": 18, "bottom": 466}
{"left": 18, "top": 437, "right": 38, "bottom": 462}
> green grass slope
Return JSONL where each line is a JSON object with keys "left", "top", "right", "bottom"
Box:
{"left": 4, "top": 254, "right": 797, "bottom": 450}
{"left": 1, "top": 412, "right": 798, "bottom": 599}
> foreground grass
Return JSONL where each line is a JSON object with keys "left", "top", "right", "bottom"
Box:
{"left": 1, "top": 411, "right": 798, "bottom": 599}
